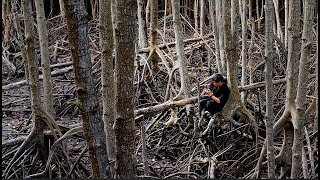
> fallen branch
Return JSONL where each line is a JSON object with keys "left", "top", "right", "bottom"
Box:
{"left": 134, "top": 97, "right": 198, "bottom": 116}
{"left": 138, "top": 34, "right": 213, "bottom": 53}
{"left": 2, "top": 66, "right": 73, "bottom": 90}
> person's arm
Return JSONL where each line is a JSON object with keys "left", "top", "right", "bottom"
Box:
{"left": 208, "top": 93, "right": 221, "bottom": 104}
{"left": 205, "top": 88, "right": 221, "bottom": 104}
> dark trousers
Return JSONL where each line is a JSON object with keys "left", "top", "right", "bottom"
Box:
{"left": 199, "top": 97, "right": 223, "bottom": 116}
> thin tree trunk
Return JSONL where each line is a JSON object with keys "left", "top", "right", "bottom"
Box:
{"left": 99, "top": 0, "right": 116, "bottom": 177}
{"left": 22, "top": 0, "right": 48, "bottom": 162}
{"left": 113, "top": 0, "right": 137, "bottom": 177}
{"left": 217, "top": 0, "right": 225, "bottom": 74}
{"left": 149, "top": 0, "right": 160, "bottom": 73}
{"left": 314, "top": 13, "right": 318, "bottom": 135}
{"left": 240, "top": 0, "right": 247, "bottom": 102}
{"left": 199, "top": 0, "right": 205, "bottom": 36}
{"left": 171, "top": 0, "right": 195, "bottom": 134}
{"left": 291, "top": 0, "right": 313, "bottom": 178}
{"left": 171, "top": 0, "right": 191, "bottom": 100}
{"left": 256, "top": 0, "right": 261, "bottom": 30}
{"left": 286, "top": 1, "right": 301, "bottom": 105}
{"left": 273, "top": 0, "right": 283, "bottom": 42}
{"left": 284, "top": 0, "right": 288, "bottom": 49}
{"left": 62, "top": 0, "right": 109, "bottom": 178}
{"left": 248, "top": 0, "right": 255, "bottom": 84}
{"left": 208, "top": 0, "right": 222, "bottom": 73}
{"left": 265, "top": 0, "right": 276, "bottom": 177}
{"left": 193, "top": 0, "right": 198, "bottom": 35}
{"left": 137, "top": 0, "right": 147, "bottom": 49}
{"left": 35, "top": 0, "right": 54, "bottom": 116}
{"left": 2, "top": 0, "right": 10, "bottom": 44}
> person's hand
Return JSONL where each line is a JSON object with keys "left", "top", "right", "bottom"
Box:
{"left": 204, "top": 88, "right": 212, "bottom": 96}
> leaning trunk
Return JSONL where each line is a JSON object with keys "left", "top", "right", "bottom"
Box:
{"left": 62, "top": 0, "right": 109, "bottom": 178}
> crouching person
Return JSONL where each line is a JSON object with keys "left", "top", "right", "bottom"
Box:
{"left": 199, "top": 74, "right": 230, "bottom": 136}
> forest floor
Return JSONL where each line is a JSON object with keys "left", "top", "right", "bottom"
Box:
{"left": 2, "top": 15, "right": 318, "bottom": 179}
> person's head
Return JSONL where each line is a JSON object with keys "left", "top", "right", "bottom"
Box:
{"left": 212, "top": 73, "right": 224, "bottom": 87}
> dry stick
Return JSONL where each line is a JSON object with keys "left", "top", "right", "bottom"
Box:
{"left": 187, "top": 144, "right": 201, "bottom": 176}
{"left": 3, "top": 129, "right": 36, "bottom": 178}
{"left": 304, "top": 126, "right": 316, "bottom": 177}
{"left": 2, "top": 66, "right": 73, "bottom": 90}
{"left": 67, "top": 146, "right": 87, "bottom": 177}
{"left": 2, "top": 136, "right": 27, "bottom": 148}
{"left": 138, "top": 34, "right": 214, "bottom": 53}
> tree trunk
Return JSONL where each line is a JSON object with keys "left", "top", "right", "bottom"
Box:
{"left": 285, "top": 1, "right": 301, "bottom": 105}
{"left": 99, "top": 0, "right": 116, "bottom": 177}
{"left": 137, "top": 0, "right": 148, "bottom": 49}
{"left": 199, "top": 0, "right": 205, "bottom": 36}
{"left": 2, "top": 0, "right": 10, "bottom": 44}
{"left": 35, "top": 0, "right": 54, "bottom": 116}
{"left": 22, "top": 0, "right": 48, "bottom": 162}
{"left": 171, "top": 0, "right": 195, "bottom": 133}
{"left": 248, "top": 0, "right": 255, "bottom": 84}
{"left": 284, "top": 0, "right": 288, "bottom": 49}
{"left": 240, "top": 0, "right": 247, "bottom": 102}
{"left": 273, "top": 0, "right": 283, "bottom": 42}
{"left": 149, "top": 0, "right": 160, "bottom": 73}
{"left": 314, "top": 13, "right": 318, "bottom": 134}
{"left": 208, "top": 0, "right": 222, "bottom": 73}
{"left": 62, "top": 0, "right": 109, "bottom": 178}
{"left": 256, "top": 0, "right": 261, "bottom": 31}
{"left": 291, "top": 0, "right": 313, "bottom": 178}
{"left": 113, "top": 0, "right": 137, "bottom": 178}
{"left": 217, "top": 0, "right": 226, "bottom": 74}
{"left": 193, "top": 0, "right": 198, "bottom": 35}
{"left": 264, "top": 0, "right": 276, "bottom": 177}
{"left": 171, "top": 0, "right": 192, "bottom": 100}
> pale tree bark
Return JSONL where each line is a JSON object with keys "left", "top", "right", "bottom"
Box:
{"left": 199, "top": 0, "right": 205, "bottom": 36}
{"left": 137, "top": 0, "right": 147, "bottom": 49}
{"left": 62, "top": 0, "right": 109, "bottom": 178}
{"left": 146, "top": 0, "right": 150, "bottom": 31}
{"left": 149, "top": 0, "right": 160, "bottom": 73}
{"left": 113, "top": 0, "right": 137, "bottom": 178}
{"left": 208, "top": 0, "right": 222, "bottom": 73}
{"left": 240, "top": 0, "right": 247, "bottom": 102}
{"left": 90, "top": 0, "right": 98, "bottom": 19}
{"left": 248, "top": 0, "right": 255, "bottom": 84}
{"left": 217, "top": 0, "right": 226, "bottom": 74}
{"left": 35, "top": 0, "right": 54, "bottom": 116}
{"left": 264, "top": 0, "right": 276, "bottom": 177}
{"left": 256, "top": 0, "right": 261, "bottom": 30}
{"left": 171, "top": 0, "right": 192, "bottom": 101}
{"left": 285, "top": 1, "right": 301, "bottom": 106}
{"left": 99, "top": 0, "right": 116, "bottom": 177}
{"left": 170, "top": 0, "right": 195, "bottom": 133}
{"left": 193, "top": 0, "right": 198, "bottom": 35}
{"left": 291, "top": 0, "right": 314, "bottom": 178}
{"left": 284, "top": 0, "right": 288, "bottom": 49}
{"left": 273, "top": 0, "right": 283, "bottom": 42}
